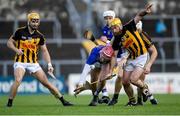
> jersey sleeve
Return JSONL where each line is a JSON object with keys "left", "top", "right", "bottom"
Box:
{"left": 124, "top": 19, "right": 136, "bottom": 31}
{"left": 112, "top": 36, "right": 121, "bottom": 51}
{"left": 12, "top": 29, "right": 21, "bottom": 41}
{"left": 141, "top": 31, "right": 153, "bottom": 48}
{"left": 86, "top": 47, "right": 99, "bottom": 65}
{"left": 38, "top": 35, "right": 46, "bottom": 45}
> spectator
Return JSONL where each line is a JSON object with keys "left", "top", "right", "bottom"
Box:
{"left": 155, "top": 19, "right": 167, "bottom": 37}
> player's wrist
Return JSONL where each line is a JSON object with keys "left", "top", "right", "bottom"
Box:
{"left": 48, "top": 63, "right": 53, "bottom": 67}
{"left": 139, "top": 10, "right": 148, "bottom": 17}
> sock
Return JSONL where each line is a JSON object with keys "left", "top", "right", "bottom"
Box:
{"left": 102, "top": 88, "right": 108, "bottom": 97}
{"left": 137, "top": 97, "right": 142, "bottom": 103}
{"left": 129, "top": 97, "right": 136, "bottom": 103}
{"left": 94, "top": 89, "right": 101, "bottom": 96}
{"left": 8, "top": 99, "right": 13, "bottom": 104}
{"left": 59, "top": 97, "right": 65, "bottom": 104}
{"left": 113, "top": 94, "right": 119, "bottom": 100}
{"left": 7, "top": 99, "right": 13, "bottom": 106}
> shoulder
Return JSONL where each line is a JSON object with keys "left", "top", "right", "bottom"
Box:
{"left": 36, "top": 30, "right": 45, "bottom": 38}
{"left": 92, "top": 45, "right": 103, "bottom": 53}
{"left": 15, "top": 26, "right": 26, "bottom": 33}
{"left": 123, "top": 19, "right": 136, "bottom": 30}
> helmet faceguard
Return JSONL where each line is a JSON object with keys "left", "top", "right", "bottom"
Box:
{"left": 110, "top": 18, "right": 123, "bottom": 35}
{"left": 103, "top": 10, "right": 115, "bottom": 26}
{"left": 100, "top": 45, "right": 114, "bottom": 60}
{"left": 27, "top": 12, "right": 40, "bottom": 30}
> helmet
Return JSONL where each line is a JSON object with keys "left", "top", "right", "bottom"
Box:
{"left": 136, "top": 21, "right": 143, "bottom": 30}
{"left": 110, "top": 18, "right": 122, "bottom": 27}
{"left": 100, "top": 46, "right": 114, "bottom": 58}
{"left": 103, "top": 10, "right": 115, "bottom": 19}
{"left": 27, "top": 12, "right": 40, "bottom": 21}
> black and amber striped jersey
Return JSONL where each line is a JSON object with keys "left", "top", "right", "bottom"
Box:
{"left": 12, "top": 26, "right": 45, "bottom": 63}
{"left": 140, "top": 31, "right": 153, "bottom": 49}
{"left": 112, "top": 20, "right": 148, "bottom": 59}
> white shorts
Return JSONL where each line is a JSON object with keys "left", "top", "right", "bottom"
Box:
{"left": 124, "top": 53, "right": 148, "bottom": 72}
{"left": 13, "top": 62, "right": 42, "bottom": 74}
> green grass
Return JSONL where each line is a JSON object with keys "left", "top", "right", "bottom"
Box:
{"left": 0, "top": 94, "right": 180, "bottom": 115}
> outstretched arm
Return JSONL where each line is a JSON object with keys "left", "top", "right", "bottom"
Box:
{"left": 134, "top": 3, "right": 153, "bottom": 24}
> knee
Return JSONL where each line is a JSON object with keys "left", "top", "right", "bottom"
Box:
{"left": 122, "top": 77, "right": 130, "bottom": 86}
{"left": 130, "top": 75, "right": 138, "bottom": 84}
{"left": 122, "top": 80, "right": 130, "bottom": 87}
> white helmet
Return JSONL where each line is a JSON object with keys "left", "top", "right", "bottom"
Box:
{"left": 136, "top": 21, "right": 143, "bottom": 30}
{"left": 103, "top": 10, "right": 115, "bottom": 19}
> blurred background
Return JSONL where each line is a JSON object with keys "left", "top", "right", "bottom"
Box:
{"left": 0, "top": 0, "right": 180, "bottom": 95}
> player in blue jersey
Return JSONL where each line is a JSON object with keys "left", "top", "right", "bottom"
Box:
{"left": 75, "top": 45, "right": 114, "bottom": 105}
{"left": 78, "top": 10, "right": 116, "bottom": 104}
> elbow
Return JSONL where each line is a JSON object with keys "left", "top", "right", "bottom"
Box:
{"left": 155, "top": 51, "right": 158, "bottom": 59}
{"left": 7, "top": 40, "right": 11, "bottom": 48}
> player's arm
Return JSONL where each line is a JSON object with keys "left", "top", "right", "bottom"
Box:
{"left": 144, "top": 45, "right": 158, "bottom": 74}
{"left": 108, "top": 50, "right": 118, "bottom": 76}
{"left": 40, "top": 45, "right": 54, "bottom": 73}
{"left": 134, "top": 3, "right": 152, "bottom": 24}
{"left": 78, "top": 63, "right": 92, "bottom": 86}
{"left": 7, "top": 36, "right": 23, "bottom": 55}
{"left": 78, "top": 48, "right": 98, "bottom": 85}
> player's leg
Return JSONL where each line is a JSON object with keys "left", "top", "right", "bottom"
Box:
{"left": 108, "top": 67, "right": 123, "bottom": 106}
{"left": 136, "top": 73, "right": 145, "bottom": 105}
{"left": 89, "top": 80, "right": 106, "bottom": 106}
{"left": 90, "top": 68, "right": 100, "bottom": 94}
{"left": 123, "top": 70, "right": 136, "bottom": 106}
{"left": 7, "top": 65, "right": 25, "bottom": 107}
{"left": 138, "top": 74, "right": 158, "bottom": 105}
{"left": 89, "top": 63, "right": 110, "bottom": 106}
{"left": 33, "top": 69, "right": 73, "bottom": 106}
{"left": 98, "top": 85, "right": 110, "bottom": 104}
{"left": 94, "top": 68, "right": 110, "bottom": 104}
{"left": 130, "top": 67, "right": 150, "bottom": 102}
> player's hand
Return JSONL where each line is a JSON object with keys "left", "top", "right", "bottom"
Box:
{"left": 16, "top": 49, "right": 23, "bottom": 55}
{"left": 48, "top": 63, "right": 54, "bottom": 73}
{"left": 145, "top": 3, "right": 153, "bottom": 14}
{"left": 100, "top": 36, "right": 108, "bottom": 43}
{"left": 144, "top": 64, "right": 151, "bottom": 74}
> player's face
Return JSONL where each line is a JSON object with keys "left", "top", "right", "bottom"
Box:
{"left": 29, "top": 18, "right": 40, "bottom": 30}
{"left": 111, "top": 25, "right": 122, "bottom": 35}
{"left": 104, "top": 16, "right": 113, "bottom": 26}
{"left": 99, "top": 52, "right": 111, "bottom": 63}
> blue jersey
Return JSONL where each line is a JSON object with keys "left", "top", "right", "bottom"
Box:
{"left": 102, "top": 25, "right": 123, "bottom": 58}
{"left": 102, "top": 25, "right": 113, "bottom": 40}
{"left": 86, "top": 45, "right": 104, "bottom": 65}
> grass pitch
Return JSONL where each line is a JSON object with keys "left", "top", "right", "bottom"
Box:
{"left": 0, "top": 94, "right": 180, "bottom": 115}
